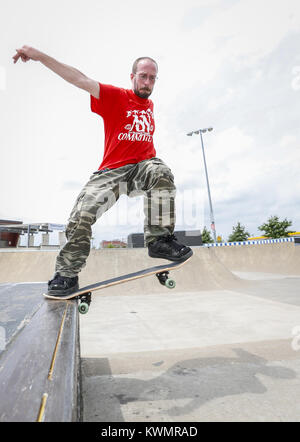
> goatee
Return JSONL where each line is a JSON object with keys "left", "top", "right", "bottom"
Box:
{"left": 134, "top": 88, "right": 152, "bottom": 99}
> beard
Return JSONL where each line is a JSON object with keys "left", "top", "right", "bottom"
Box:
{"left": 133, "top": 79, "right": 152, "bottom": 99}
{"left": 134, "top": 87, "right": 152, "bottom": 99}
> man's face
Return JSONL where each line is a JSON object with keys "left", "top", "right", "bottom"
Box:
{"left": 130, "top": 60, "right": 158, "bottom": 99}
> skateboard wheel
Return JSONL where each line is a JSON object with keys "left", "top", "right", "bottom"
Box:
{"left": 165, "top": 279, "right": 176, "bottom": 289}
{"left": 78, "top": 302, "right": 89, "bottom": 314}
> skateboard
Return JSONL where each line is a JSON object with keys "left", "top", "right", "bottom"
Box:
{"left": 43, "top": 256, "right": 192, "bottom": 314}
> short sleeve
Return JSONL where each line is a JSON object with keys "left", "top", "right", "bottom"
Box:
{"left": 90, "top": 83, "right": 121, "bottom": 117}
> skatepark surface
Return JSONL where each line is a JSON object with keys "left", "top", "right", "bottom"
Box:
{"left": 0, "top": 242, "right": 300, "bottom": 421}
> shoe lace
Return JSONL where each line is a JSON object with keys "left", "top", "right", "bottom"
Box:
{"left": 48, "top": 273, "right": 67, "bottom": 287}
{"left": 165, "top": 234, "right": 177, "bottom": 242}
{"left": 164, "top": 234, "right": 185, "bottom": 251}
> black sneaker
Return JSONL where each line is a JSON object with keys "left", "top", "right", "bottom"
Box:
{"left": 148, "top": 234, "right": 193, "bottom": 262}
{"left": 47, "top": 273, "right": 79, "bottom": 296}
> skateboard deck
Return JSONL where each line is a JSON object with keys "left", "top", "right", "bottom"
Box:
{"left": 43, "top": 256, "right": 192, "bottom": 314}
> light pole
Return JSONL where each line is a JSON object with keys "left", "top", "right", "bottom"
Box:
{"left": 187, "top": 127, "right": 217, "bottom": 243}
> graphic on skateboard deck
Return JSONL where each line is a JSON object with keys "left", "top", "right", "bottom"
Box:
{"left": 43, "top": 257, "right": 192, "bottom": 314}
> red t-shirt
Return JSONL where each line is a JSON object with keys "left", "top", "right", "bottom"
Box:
{"left": 90, "top": 83, "right": 156, "bottom": 170}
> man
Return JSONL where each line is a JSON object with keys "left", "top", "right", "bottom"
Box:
{"left": 13, "top": 46, "right": 193, "bottom": 296}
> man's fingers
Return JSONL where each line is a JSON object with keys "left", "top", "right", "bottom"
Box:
{"left": 13, "top": 49, "right": 30, "bottom": 64}
{"left": 13, "top": 47, "right": 31, "bottom": 64}
{"left": 12, "top": 53, "right": 20, "bottom": 63}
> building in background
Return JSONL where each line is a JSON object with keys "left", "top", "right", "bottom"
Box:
{"left": 0, "top": 221, "right": 66, "bottom": 248}
{"left": 0, "top": 219, "right": 23, "bottom": 247}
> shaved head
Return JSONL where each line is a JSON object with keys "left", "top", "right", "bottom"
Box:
{"left": 132, "top": 57, "right": 158, "bottom": 74}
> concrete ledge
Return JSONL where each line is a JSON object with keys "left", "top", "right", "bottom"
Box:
{"left": 0, "top": 299, "right": 81, "bottom": 422}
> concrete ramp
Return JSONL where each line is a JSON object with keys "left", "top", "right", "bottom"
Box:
{"left": 79, "top": 247, "right": 245, "bottom": 293}
{"left": 0, "top": 248, "right": 244, "bottom": 293}
{"left": 0, "top": 242, "right": 298, "bottom": 286}
{"left": 214, "top": 242, "right": 300, "bottom": 275}
{"left": 0, "top": 250, "right": 57, "bottom": 283}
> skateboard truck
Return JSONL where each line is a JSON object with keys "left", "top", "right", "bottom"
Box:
{"left": 77, "top": 292, "right": 92, "bottom": 314}
{"left": 156, "top": 271, "right": 176, "bottom": 289}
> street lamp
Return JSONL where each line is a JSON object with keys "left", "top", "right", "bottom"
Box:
{"left": 187, "top": 127, "right": 217, "bottom": 243}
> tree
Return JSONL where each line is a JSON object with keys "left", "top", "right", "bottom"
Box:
{"left": 202, "top": 226, "right": 213, "bottom": 244}
{"left": 228, "top": 222, "right": 250, "bottom": 242}
{"left": 258, "top": 215, "right": 294, "bottom": 239}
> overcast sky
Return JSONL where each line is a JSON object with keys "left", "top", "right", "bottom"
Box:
{"left": 1, "top": 0, "right": 300, "bottom": 246}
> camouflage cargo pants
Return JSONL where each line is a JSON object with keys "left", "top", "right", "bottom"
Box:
{"left": 55, "top": 157, "right": 176, "bottom": 277}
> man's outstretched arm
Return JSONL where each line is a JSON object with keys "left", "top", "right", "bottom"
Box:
{"left": 13, "top": 45, "right": 99, "bottom": 98}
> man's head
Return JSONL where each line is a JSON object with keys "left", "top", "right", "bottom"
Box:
{"left": 131, "top": 57, "right": 158, "bottom": 99}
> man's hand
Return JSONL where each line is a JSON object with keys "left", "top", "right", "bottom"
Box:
{"left": 12, "top": 45, "right": 41, "bottom": 64}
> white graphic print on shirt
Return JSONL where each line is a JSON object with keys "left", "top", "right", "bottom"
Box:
{"left": 118, "top": 108, "right": 154, "bottom": 142}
